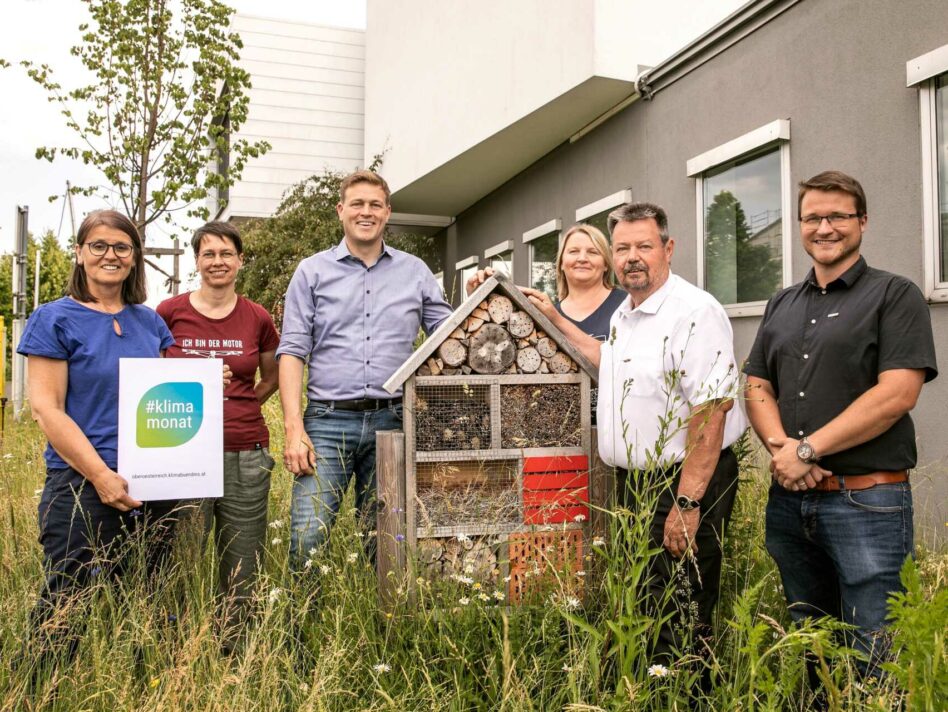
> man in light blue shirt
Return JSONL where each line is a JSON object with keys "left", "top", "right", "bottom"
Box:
{"left": 277, "top": 169, "right": 452, "bottom": 569}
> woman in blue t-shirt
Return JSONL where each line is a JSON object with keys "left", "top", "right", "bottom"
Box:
{"left": 553, "top": 224, "right": 626, "bottom": 340}
{"left": 18, "top": 210, "right": 177, "bottom": 659}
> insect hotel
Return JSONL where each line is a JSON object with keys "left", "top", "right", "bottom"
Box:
{"left": 377, "top": 272, "right": 606, "bottom": 605}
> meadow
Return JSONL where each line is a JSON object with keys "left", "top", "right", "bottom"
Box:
{"left": 0, "top": 404, "right": 944, "bottom": 711}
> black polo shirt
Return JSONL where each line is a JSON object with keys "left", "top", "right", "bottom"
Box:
{"left": 744, "top": 256, "right": 937, "bottom": 475}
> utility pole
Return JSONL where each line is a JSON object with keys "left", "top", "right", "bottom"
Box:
{"left": 12, "top": 206, "right": 28, "bottom": 420}
{"left": 33, "top": 248, "right": 41, "bottom": 309}
{"left": 66, "top": 180, "right": 77, "bottom": 245}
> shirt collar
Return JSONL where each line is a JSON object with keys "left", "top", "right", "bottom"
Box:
{"left": 616, "top": 272, "right": 676, "bottom": 316}
{"left": 804, "top": 255, "right": 867, "bottom": 291}
{"left": 333, "top": 237, "right": 392, "bottom": 264}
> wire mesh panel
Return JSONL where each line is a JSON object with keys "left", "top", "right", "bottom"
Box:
{"left": 415, "top": 459, "right": 521, "bottom": 531}
{"left": 500, "top": 383, "right": 582, "bottom": 448}
{"left": 415, "top": 383, "right": 492, "bottom": 451}
{"left": 508, "top": 529, "right": 584, "bottom": 605}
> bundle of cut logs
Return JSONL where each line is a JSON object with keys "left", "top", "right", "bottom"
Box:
{"left": 417, "top": 293, "right": 579, "bottom": 376}
{"left": 417, "top": 536, "right": 500, "bottom": 582}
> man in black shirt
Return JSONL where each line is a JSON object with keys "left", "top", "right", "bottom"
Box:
{"left": 744, "top": 170, "right": 937, "bottom": 678}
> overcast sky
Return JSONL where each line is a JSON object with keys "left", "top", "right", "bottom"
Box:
{"left": 0, "top": 0, "right": 366, "bottom": 296}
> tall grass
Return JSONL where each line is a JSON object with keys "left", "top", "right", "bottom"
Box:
{"left": 0, "top": 404, "right": 944, "bottom": 711}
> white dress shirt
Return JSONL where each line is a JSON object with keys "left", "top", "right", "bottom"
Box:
{"left": 597, "top": 273, "right": 748, "bottom": 469}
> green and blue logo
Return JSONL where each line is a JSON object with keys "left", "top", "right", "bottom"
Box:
{"left": 136, "top": 382, "right": 203, "bottom": 448}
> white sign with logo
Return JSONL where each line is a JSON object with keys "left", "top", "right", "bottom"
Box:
{"left": 118, "top": 358, "right": 224, "bottom": 501}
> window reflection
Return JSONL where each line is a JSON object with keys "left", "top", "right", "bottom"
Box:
{"left": 703, "top": 149, "right": 783, "bottom": 304}
{"left": 530, "top": 232, "right": 559, "bottom": 299}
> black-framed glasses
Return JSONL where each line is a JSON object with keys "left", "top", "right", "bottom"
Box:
{"left": 85, "top": 240, "right": 135, "bottom": 258}
{"left": 799, "top": 213, "right": 862, "bottom": 227}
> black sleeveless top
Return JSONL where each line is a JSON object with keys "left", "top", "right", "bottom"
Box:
{"left": 554, "top": 288, "right": 627, "bottom": 341}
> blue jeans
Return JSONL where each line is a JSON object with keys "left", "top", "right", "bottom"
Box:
{"left": 289, "top": 401, "right": 402, "bottom": 569}
{"left": 765, "top": 481, "right": 913, "bottom": 677}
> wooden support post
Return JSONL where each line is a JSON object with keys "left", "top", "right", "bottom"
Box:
{"left": 588, "top": 426, "right": 614, "bottom": 542}
{"left": 376, "top": 430, "right": 406, "bottom": 609}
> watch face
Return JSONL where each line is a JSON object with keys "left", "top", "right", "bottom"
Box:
{"left": 797, "top": 442, "right": 814, "bottom": 461}
{"left": 675, "top": 495, "right": 698, "bottom": 510}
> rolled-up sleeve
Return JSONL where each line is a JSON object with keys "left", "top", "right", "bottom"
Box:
{"left": 276, "top": 261, "right": 316, "bottom": 360}
{"left": 420, "top": 266, "right": 453, "bottom": 334}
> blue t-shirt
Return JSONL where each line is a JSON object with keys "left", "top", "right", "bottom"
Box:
{"left": 554, "top": 288, "right": 627, "bottom": 341}
{"left": 17, "top": 297, "right": 174, "bottom": 469}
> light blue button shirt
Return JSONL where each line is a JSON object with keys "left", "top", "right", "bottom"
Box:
{"left": 276, "top": 238, "right": 452, "bottom": 400}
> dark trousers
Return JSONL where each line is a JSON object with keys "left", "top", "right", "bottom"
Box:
{"left": 31, "top": 466, "right": 180, "bottom": 659}
{"left": 616, "top": 447, "right": 739, "bottom": 661}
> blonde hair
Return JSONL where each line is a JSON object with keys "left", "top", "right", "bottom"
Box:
{"left": 555, "top": 224, "right": 614, "bottom": 301}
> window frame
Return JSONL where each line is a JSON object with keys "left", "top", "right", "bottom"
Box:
{"left": 574, "top": 189, "right": 632, "bottom": 225}
{"left": 908, "top": 45, "right": 948, "bottom": 302}
{"left": 484, "top": 239, "right": 514, "bottom": 276}
{"left": 687, "top": 119, "right": 792, "bottom": 317}
{"left": 454, "top": 255, "right": 478, "bottom": 302}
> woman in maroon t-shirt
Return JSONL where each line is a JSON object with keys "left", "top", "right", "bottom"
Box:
{"left": 157, "top": 221, "right": 279, "bottom": 651}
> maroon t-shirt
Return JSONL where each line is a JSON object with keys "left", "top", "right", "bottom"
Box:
{"left": 157, "top": 293, "right": 280, "bottom": 451}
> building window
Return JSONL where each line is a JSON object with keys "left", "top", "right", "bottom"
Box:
{"left": 455, "top": 255, "right": 478, "bottom": 303}
{"left": 908, "top": 45, "right": 948, "bottom": 301}
{"left": 688, "top": 119, "right": 791, "bottom": 316}
{"left": 523, "top": 220, "right": 562, "bottom": 300}
{"left": 484, "top": 239, "right": 514, "bottom": 276}
{"left": 575, "top": 189, "right": 632, "bottom": 239}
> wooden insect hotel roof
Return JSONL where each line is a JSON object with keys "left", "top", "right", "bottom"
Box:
{"left": 383, "top": 272, "right": 598, "bottom": 393}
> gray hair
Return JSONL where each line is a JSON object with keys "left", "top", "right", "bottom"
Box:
{"left": 607, "top": 202, "right": 670, "bottom": 244}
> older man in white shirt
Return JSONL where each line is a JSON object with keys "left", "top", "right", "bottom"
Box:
{"left": 523, "top": 202, "right": 747, "bottom": 667}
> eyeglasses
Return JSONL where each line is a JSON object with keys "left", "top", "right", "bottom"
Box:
{"left": 86, "top": 240, "right": 135, "bottom": 258}
{"left": 799, "top": 213, "right": 862, "bottom": 227}
{"left": 198, "top": 250, "right": 240, "bottom": 261}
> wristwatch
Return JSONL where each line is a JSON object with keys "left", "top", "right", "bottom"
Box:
{"left": 675, "top": 493, "right": 701, "bottom": 511}
{"left": 796, "top": 436, "right": 820, "bottom": 464}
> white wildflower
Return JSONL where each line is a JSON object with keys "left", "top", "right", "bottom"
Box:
{"left": 346, "top": 552, "right": 358, "bottom": 563}
{"left": 492, "top": 590, "right": 505, "bottom": 601}
{"left": 372, "top": 662, "right": 391, "bottom": 674}
{"left": 573, "top": 513, "right": 586, "bottom": 523}
{"left": 319, "top": 564, "right": 331, "bottom": 575}
{"left": 503, "top": 575, "right": 512, "bottom": 583}
{"left": 271, "top": 537, "right": 282, "bottom": 546}
{"left": 647, "top": 664, "right": 671, "bottom": 678}
{"left": 463, "top": 563, "right": 474, "bottom": 574}
{"left": 562, "top": 663, "right": 573, "bottom": 672}
{"left": 268, "top": 587, "right": 282, "bottom": 603}
{"left": 308, "top": 547, "right": 318, "bottom": 556}
{"left": 268, "top": 520, "right": 283, "bottom": 529}
{"left": 592, "top": 536, "right": 606, "bottom": 547}
{"left": 458, "top": 575, "right": 474, "bottom": 585}
{"left": 477, "top": 592, "right": 489, "bottom": 602}
{"left": 456, "top": 532, "right": 471, "bottom": 543}
{"left": 304, "top": 559, "right": 314, "bottom": 570}
{"left": 459, "top": 597, "right": 470, "bottom": 606}
{"left": 564, "top": 596, "right": 581, "bottom": 610}
{"left": 575, "top": 570, "right": 586, "bottom": 578}
{"left": 299, "top": 682, "right": 310, "bottom": 693}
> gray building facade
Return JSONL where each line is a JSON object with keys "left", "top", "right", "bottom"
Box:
{"left": 428, "top": 0, "right": 948, "bottom": 540}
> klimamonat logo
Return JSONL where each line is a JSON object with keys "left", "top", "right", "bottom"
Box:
{"left": 136, "top": 382, "right": 204, "bottom": 447}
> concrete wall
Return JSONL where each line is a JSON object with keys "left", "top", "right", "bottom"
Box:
{"left": 224, "top": 15, "right": 365, "bottom": 219}
{"left": 364, "top": 0, "right": 744, "bottom": 213}
{"left": 439, "top": 0, "right": 948, "bottom": 541}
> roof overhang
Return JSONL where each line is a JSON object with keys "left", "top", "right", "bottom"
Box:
{"left": 389, "top": 76, "right": 638, "bottom": 217}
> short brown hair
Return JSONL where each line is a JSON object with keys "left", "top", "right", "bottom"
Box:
{"left": 192, "top": 220, "right": 242, "bottom": 256}
{"left": 556, "top": 224, "right": 615, "bottom": 300}
{"left": 339, "top": 169, "right": 391, "bottom": 204}
{"left": 797, "top": 170, "right": 867, "bottom": 217}
{"left": 68, "top": 210, "right": 147, "bottom": 305}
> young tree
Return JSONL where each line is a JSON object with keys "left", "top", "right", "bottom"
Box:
{"left": 21, "top": 0, "right": 269, "bottom": 238}
{"left": 238, "top": 169, "right": 441, "bottom": 324}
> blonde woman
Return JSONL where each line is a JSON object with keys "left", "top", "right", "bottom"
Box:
{"left": 553, "top": 224, "right": 626, "bottom": 341}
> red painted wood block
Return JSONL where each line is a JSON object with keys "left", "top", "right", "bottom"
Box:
{"left": 521, "top": 455, "right": 589, "bottom": 474}
{"left": 522, "top": 488, "right": 589, "bottom": 507}
{"left": 523, "top": 471, "right": 588, "bottom": 490}
{"left": 524, "top": 504, "right": 590, "bottom": 524}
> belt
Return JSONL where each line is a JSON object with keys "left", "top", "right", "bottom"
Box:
{"left": 311, "top": 397, "right": 402, "bottom": 412}
{"left": 812, "top": 470, "right": 908, "bottom": 492}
